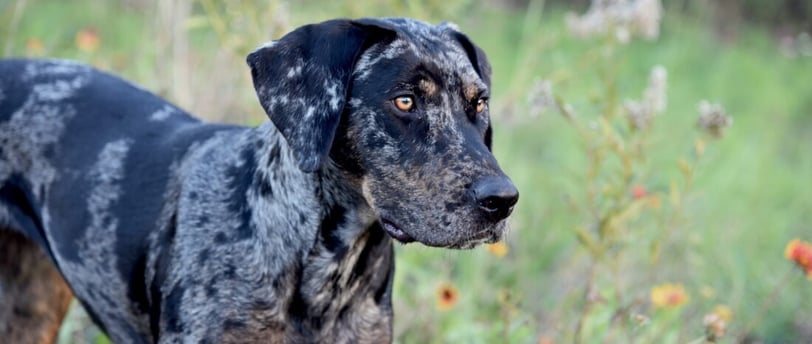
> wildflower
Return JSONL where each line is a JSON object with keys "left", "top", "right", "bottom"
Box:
{"left": 631, "top": 0, "right": 663, "bottom": 40}
{"left": 436, "top": 282, "right": 459, "bottom": 311}
{"left": 785, "top": 239, "right": 812, "bottom": 278}
{"left": 703, "top": 306, "right": 732, "bottom": 342}
{"left": 26, "top": 38, "right": 44, "bottom": 55}
{"left": 615, "top": 26, "right": 631, "bottom": 44}
{"left": 650, "top": 283, "right": 689, "bottom": 309}
{"left": 565, "top": 0, "right": 662, "bottom": 43}
{"left": 630, "top": 184, "right": 647, "bottom": 199}
{"left": 703, "top": 313, "right": 727, "bottom": 342}
{"left": 624, "top": 100, "right": 651, "bottom": 130}
{"left": 75, "top": 28, "right": 100, "bottom": 53}
{"left": 625, "top": 65, "right": 668, "bottom": 130}
{"left": 697, "top": 101, "right": 732, "bottom": 138}
{"left": 485, "top": 242, "right": 509, "bottom": 258}
{"left": 527, "top": 79, "right": 555, "bottom": 118}
{"left": 538, "top": 336, "right": 554, "bottom": 344}
{"left": 644, "top": 65, "right": 667, "bottom": 113}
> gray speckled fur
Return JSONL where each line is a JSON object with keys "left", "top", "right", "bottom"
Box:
{"left": 0, "top": 18, "right": 516, "bottom": 343}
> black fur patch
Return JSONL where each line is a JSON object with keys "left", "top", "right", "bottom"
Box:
{"left": 225, "top": 146, "right": 257, "bottom": 241}
{"left": 164, "top": 284, "right": 186, "bottom": 333}
{"left": 318, "top": 205, "right": 348, "bottom": 256}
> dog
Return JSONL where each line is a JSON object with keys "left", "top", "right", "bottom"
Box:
{"left": 0, "top": 18, "right": 518, "bottom": 343}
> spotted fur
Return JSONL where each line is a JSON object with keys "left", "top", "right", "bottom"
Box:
{"left": 0, "top": 18, "right": 517, "bottom": 343}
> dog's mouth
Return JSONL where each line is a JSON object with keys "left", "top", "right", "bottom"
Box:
{"left": 380, "top": 219, "right": 415, "bottom": 244}
{"left": 379, "top": 217, "right": 504, "bottom": 248}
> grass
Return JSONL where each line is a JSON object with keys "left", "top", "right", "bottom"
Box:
{"left": 2, "top": 0, "right": 812, "bottom": 342}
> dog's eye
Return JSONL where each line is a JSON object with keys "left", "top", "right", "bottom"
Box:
{"left": 475, "top": 98, "right": 488, "bottom": 113}
{"left": 393, "top": 96, "right": 415, "bottom": 112}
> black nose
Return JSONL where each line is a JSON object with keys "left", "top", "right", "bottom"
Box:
{"left": 471, "top": 176, "right": 519, "bottom": 221}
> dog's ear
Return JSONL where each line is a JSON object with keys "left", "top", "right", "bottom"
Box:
{"left": 447, "top": 28, "right": 492, "bottom": 86}
{"left": 445, "top": 26, "right": 494, "bottom": 151}
{"left": 247, "top": 19, "right": 395, "bottom": 172}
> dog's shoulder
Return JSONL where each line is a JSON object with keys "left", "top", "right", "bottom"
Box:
{"left": 1, "top": 58, "right": 195, "bottom": 129}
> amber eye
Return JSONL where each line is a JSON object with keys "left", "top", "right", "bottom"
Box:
{"left": 393, "top": 96, "right": 415, "bottom": 112}
{"left": 476, "top": 98, "right": 488, "bottom": 113}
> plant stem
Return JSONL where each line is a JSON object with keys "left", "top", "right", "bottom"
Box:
{"left": 736, "top": 269, "right": 794, "bottom": 342}
{"left": 648, "top": 148, "right": 700, "bottom": 281}
{"left": 3, "top": 0, "right": 28, "bottom": 56}
{"left": 573, "top": 262, "right": 598, "bottom": 344}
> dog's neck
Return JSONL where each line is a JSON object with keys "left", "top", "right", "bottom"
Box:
{"left": 245, "top": 122, "right": 388, "bottom": 259}
{"left": 301, "top": 159, "right": 394, "bottom": 294}
{"left": 287, "top": 158, "right": 396, "bottom": 337}
{"left": 247, "top": 123, "right": 394, "bottom": 333}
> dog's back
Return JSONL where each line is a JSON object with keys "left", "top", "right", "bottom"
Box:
{"left": 0, "top": 58, "right": 239, "bottom": 253}
{"left": 0, "top": 59, "right": 240, "bottom": 343}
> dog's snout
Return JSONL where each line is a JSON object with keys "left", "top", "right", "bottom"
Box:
{"left": 471, "top": 176, "right": 519, "bottom": 221}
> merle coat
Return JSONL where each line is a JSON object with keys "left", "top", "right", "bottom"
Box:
{"left": 0, "top": 18, "right": 518, "bottom": 343}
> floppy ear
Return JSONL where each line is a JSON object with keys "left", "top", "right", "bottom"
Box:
{"left": 448, "top": 28, "right": 494, "bottom": 151}
{"left": 247, "top": 19, "right": 395, "bottom": 172}
{"left": 448, "top": 29, "right": 492, "bottom": 86}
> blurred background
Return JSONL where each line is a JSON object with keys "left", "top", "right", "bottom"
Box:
{"left": 1, "top": 0, "right": 811, "bottom": 343}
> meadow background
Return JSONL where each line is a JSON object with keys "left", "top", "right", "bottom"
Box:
{"left": 2, "top": 0, "right": 811, "bottom": 342}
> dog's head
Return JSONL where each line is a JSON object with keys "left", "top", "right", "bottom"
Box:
{"left": 247, "top": 18, "right": 518, "bottom": 249}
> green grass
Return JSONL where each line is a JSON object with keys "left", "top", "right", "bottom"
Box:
{"left": 478, "top": 9, "right": 812, "bottom": 343}
{"left": 3, "top": 0, "right": 812, "bottom": 342}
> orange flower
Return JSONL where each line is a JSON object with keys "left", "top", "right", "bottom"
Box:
{"left": 75, "top": 28, "right": 100, "bottom": 53}
{"left": 26, "top": 38, "right": 44, "bottom": 55}
{"left": 436, "top": 283, "right": 459, "bottom": 311}
{"left": 785, "top": 239, "right": 812, "bottom": 278}
{"left": 631, "top": 184, "right": 647, "bottom": 199}
{"left": 485, "top": 242, "right": 508, "bottom": 258}
{"left": 537, "top": 336, "right": 554, "bottom": 344}
{"left": 650, "top": 283, "right": 689, "bottom": 309}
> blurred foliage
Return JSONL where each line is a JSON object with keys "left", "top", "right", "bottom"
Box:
{"left": 515, "top": 0, "right": 812, "bottom": 33}
{"left": 2, "top": 0, "right": 812, "bottom": 343}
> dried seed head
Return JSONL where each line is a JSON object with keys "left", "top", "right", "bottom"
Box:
{"left": 566, "top": 0, "right": 663, "bottom": 43}
{"left": 703, "top": 313, "right": 728, "bottom": 342}
{"left": 697, "top": 101, "right": 733, "bottom": 138}
{"left": 645, "top": 65, "right": 667, "bottom": 114}
{"left": 625, "top": 65, "right": 668, "bottom": 130}
{"left": 625, "top": 100, "right": 651, "bottom": 130}
{"left": 527, "top": 79, "right": 555, "bottom": 118}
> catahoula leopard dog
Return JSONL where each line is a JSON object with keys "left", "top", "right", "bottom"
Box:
{"left": 0, "top": 18, "right": 519, "bottom": 343}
